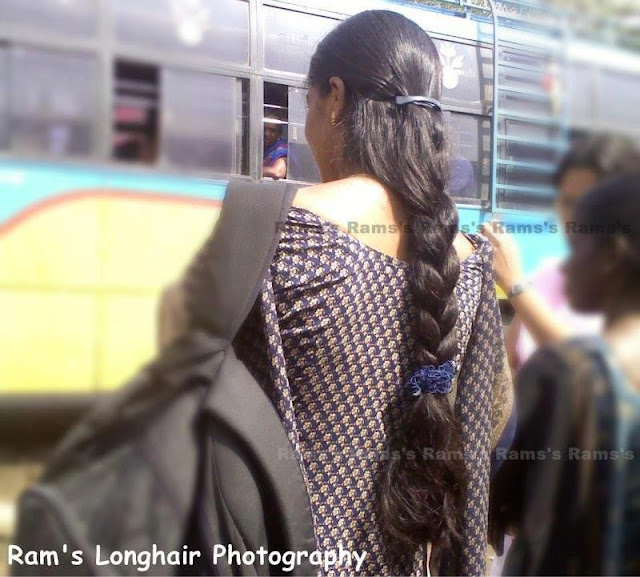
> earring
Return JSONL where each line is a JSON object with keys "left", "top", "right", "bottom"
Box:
{"left": 330, "top": 110, "right": 336, "bottom": 126}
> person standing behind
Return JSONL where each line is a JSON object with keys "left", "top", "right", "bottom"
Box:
{"left": 263, "top": 113, "right": 288, "bottom": 179}
{"left": 490, "top": 171, "right": 640, "bottom": 575}
{"left": 481, "top": 134, "right": 639, "bottom": 373}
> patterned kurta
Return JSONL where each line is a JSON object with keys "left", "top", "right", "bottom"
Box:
{"left": 233, "top": 206, "right": 512, "bottom": 576}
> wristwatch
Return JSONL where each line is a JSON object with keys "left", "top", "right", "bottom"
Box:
{"left": 507, "top": 280, "right": 532, "bottom": 299}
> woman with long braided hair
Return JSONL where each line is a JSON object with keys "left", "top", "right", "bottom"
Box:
{"left": 230, "top": 10, "right": 513, "bottom": 576}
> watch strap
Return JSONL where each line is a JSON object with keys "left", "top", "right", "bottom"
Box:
{"left": 508, "top": 280, "right": 532, "bottom": 299}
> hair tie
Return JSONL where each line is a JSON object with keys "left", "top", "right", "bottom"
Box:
{"left": 406, "top": 360, "right": 456, "bottom": 397}
{"left": 395, "top": 95, "right": 442, "bottom": 112}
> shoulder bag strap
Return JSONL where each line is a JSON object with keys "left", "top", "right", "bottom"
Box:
{"left": 183, "top": 178, "right": 300, "bottom": 343}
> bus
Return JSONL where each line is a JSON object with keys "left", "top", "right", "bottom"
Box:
{"left": 0, "top": 0, "right": 639, "bottom": 438}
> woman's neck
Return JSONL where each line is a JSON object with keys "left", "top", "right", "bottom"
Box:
{"left": 603, "top": 298, "right": 640, "bottom": 390}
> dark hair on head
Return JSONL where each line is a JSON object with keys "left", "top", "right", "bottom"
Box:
{"left": 264, "top": 112, "right": 284, "bottom": 136}
{"left": 574, "top": 171, "right": 640, "bottom": 270}
{"left": 308, "top": 10, "right": 465, "bottom": 556}
{"left": 553, "top": 133, "right": 640, "bottom": 187}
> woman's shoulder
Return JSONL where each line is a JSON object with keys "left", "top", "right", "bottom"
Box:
{"left": 455, "top": 232, "right": 476, "bottom": 262}
{"left": 291, "top": 179, "right": 391, "bottom": 228}
{"left": 526, "top": 335, "right": 597, "bottom": 363}
{"left": 290, "top": 182, "right": 340, "bottom": 220}
{"left": 294, "top": 180, "right": 489, "bottom": 265}
{"left": 458, "top": 232, "right": 493, "bottom": 265}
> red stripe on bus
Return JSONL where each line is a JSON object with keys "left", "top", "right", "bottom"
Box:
{"left": 0, "top": 189, "right": 223, "bottom": 238}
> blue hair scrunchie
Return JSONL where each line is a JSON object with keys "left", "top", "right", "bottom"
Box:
{"left": 406, "top": 360, "right": 456, "bottom": 397}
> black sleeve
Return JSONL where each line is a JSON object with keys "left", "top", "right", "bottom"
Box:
{"left": 488, "top": 342, "right": 599, "bottom": 574}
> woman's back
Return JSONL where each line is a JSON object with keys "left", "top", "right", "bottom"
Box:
{"left": 233, "top": 194, "right": 512, "bottom": 575}
{"left": 285, "top": 176, "right": 477, "bottom": 264}
{"left": 231, "top": 8, "right": 514, "bottom": 573}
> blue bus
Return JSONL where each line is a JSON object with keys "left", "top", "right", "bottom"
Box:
{"left": 0, "top": 0, "right": 639, "bottom": 429}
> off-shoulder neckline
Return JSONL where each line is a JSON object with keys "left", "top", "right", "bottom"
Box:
{"left": 288, "top": 206, "right": 485, "bottom": 270}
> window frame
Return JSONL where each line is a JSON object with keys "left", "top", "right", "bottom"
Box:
{"left": 159, "top": 67, "right": 242, "bottom": 174}
{"left": 445, "top": 110, "right": 492, "bottom": 206}
{"left": 112, "top": 0, "right": 251, "bottom": 68}
{"left": 0, "top": 0, "right": 501, "bottom": 195}
{"left": 5, "top": 44, "right": 101, "bottom": 159}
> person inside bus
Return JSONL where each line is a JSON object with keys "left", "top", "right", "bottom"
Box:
{"left": 221, "top": 10, "right": 513, "bottom": 576}
{"left": 262, "top": 113, "right": 288, "bottom": 179}
{"left": 490, "top": 171, "right": 640, "bottom": 575}
{"left": 447, "top": 155, "right": 477, "bottom": 199}
{"left": 480, "top": 134, "right": 640, "bottom": 373}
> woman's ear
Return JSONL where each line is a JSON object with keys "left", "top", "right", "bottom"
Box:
{"left": 597, "top": 235, "right": 631, "bottom": 280}
{"left": 611, "top": 234, "right": 637, "bottom": 273}
{"left": 328, "top": 76, "right": 346, "bottom": 118}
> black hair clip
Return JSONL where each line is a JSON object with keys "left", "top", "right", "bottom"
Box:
{"left": 395, "top": 95, "right": 442, "bottom": 112}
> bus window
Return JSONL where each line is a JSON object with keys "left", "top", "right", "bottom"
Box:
{"left": 496, "top": 47, "right": 558, "bottom": 118}
{"left": 114, "top": 0, "right": 249, "bottom": 66}
{"left": 498, "top": 118, "right": 560, "bottom": 142}
{"left": 263, "top": 82, "right": 289, "bottom": 180}
{"left": 498, "top": 138, "right": 559, "bottom": 166}
{"left": 112, "top": 61, "right": 159, "bottom": 164}
{"left": 264, "top": 6, "right": 338, "bottom": 75}
{"left": 288, "top": 87, "right": 320, "bottom": 183}
{"left": 434, "top": 40, "right": 492, "bottom": 115}
{"left": 598, "top": 69, "right": 640, "bottom": 132}
{"left": 236, "top": 78, "right": 250, "bottom": 177}
{"left": 161, "top": 69, "right": 243, "bottom": 173}
{"left": 568, "top": 63, "right": 595, "bottom": 127}
{"left": 498, "top": 92, "right": 554, "bottom": 118}
{"left": 445, "top": 112, "right": 491, "bottom": 204}
{"left": 0, "top": 0, "right": 98, "bottom": 38}
{"left": 8, "top": 46, "right": 98, "bottom": 157}
{"left": 273, "top": 0, "right": 352, "bottom": 14}
{"left": 498, "top": 67, "right": 546, "bottom": 94}
{"left": 496, "top": 115, "right": 561, "bottom": 210}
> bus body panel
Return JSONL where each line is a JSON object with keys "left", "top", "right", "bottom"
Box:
{"left": 0, "top": 160, "right": 225, "bottom": 394}
{"left": 1, "top": 159, "right": 570, "bottom": 396}
{"left": 0, "top": 0, "right": 638, "bottom": 404}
